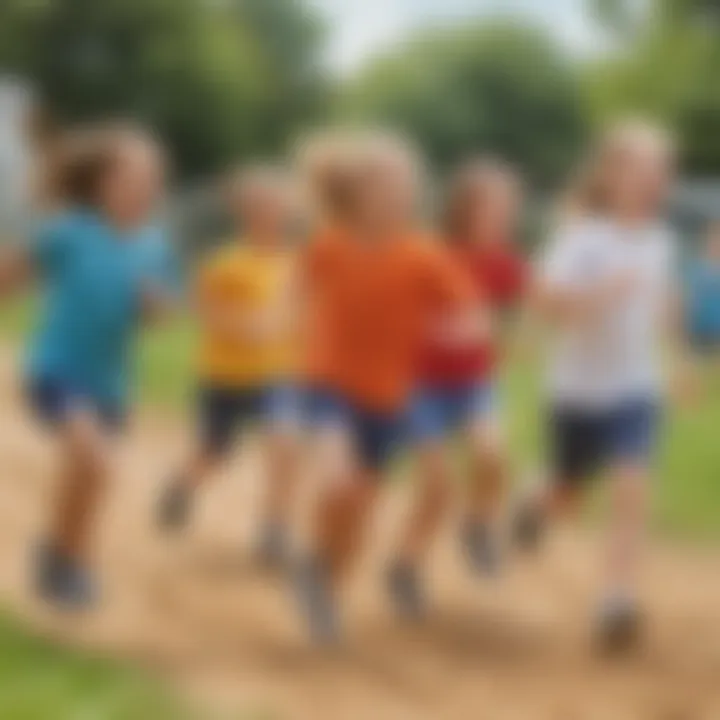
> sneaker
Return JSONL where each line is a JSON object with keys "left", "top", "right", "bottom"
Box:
{"left": 596, "top": 596, "right": 642, "bottom": 654}
{"left": 291, "top": 556, "right": 340, "bottom": 645}
{"left": 256, "top": 521, "right": 289, "bottom": 569}
{"left": 511, "top": 496, "right": 545, "bottom": 553}
{"left": 461, "top": 519, "right": 502, "bottom": 577}
{"left": 157, "top": 480, "right": 192, "bottom": 531}
{"left": 386, "top": 561, "right": 426, "bottom": 621}
{"left": 35, "top": 544, "right": 98, "bottom": 611}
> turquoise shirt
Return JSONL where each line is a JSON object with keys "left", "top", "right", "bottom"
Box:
{"left": 27, "top": 210, "right": 176, "bottom": 409}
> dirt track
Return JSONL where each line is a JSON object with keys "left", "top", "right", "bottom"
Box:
{"left": 0, "top": 360, "right": 719, "bottom": 720}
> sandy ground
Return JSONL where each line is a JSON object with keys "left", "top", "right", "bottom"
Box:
{"left": 0, "top": 360, "right": 719, "bottom": 719}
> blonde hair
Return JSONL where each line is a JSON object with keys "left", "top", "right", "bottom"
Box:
{"left": 226, "top": 163, "right": 292, "bottom": 206}
{"left": 562, "top": 119, "right": 675, "bottom": 222}
{"left": 296, "top": 128, "right": 424, "bottom": 224}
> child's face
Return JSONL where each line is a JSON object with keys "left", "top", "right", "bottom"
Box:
{"left": 101, "top": 138, "right": 165, "bottom": 228}
{"left": 606, "top": 140, "right": 674, "bottom": 219}
{"left": 232, "top": 180, "right": 293, "bottom": 244}
{"left": 468, "top": 176, "right": 521, "bottom": 244}
{"left": 353, "top": 150, "right": 417, "bottom": 233}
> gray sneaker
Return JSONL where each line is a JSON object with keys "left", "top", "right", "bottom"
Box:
{"left": 291, "top": 557, "right": 340, "bottom": 645}
{"left": 461, "top": 519, "right": 502, "bottom": 577}
{"left": 157, "top": 480, "right": 192, "bottom": 532}
{"left": 387, "top": 562, "right": 426, "bottom": 621}
{"left": 511, "top": 496, "right": 545, "bottom": 552}
{"left": 256, "top": 521, "right": 289, "bottom": 569}
{"left": 596, "top": 596, "right": 642, "bottom": 654}
{"left": 35, "top": 544, "right": 98, "bottom": 612}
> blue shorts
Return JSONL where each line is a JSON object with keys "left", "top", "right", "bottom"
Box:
{"left": 550, "top": 399, "right": 660, "bottom": 485}
{"left": 304, "top": 389, "right": 404, "bottom": 472}
{"left": 407, "top": 381, "right": 496, "bottom": 443}
{"left": 198, "top": 383, "right": 301, "bottom": 457}
{"left": 26, "top": 376, "right": 126, "bottom": 433}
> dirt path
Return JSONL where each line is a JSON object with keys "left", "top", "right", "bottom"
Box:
{"left": 0, "top": 359, "right": 719, "bottom": 719}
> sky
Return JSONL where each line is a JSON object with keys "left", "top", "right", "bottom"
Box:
{"left": 309, "top": 0, "right": 605, "bottom": 75}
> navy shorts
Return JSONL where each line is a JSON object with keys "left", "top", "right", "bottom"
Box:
{"left": 26, "top": 376, "right": 126, "bottom": 433}
{"left": 550, "top": 399, "right": 660, "bottom": 485}
{"left": 304, "top": 389, "right": 404, "bottom": 473}
{"left": 407, "top": 381, "right": 496, "bottom": 442}
{"left": 198, "top": 383, "right": 301, "bottom": 457}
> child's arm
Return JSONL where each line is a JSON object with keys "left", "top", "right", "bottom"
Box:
{"left": 0, "top": 245, "right": 35, "bottom": 298}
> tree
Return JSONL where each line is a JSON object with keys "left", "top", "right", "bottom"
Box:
{"left": 0, "top": 0, "right": 328, "bottom": 178}
{"left": 339, "top": 21, "right": 588, "bottom": 185}
{"left": 585, "top": 0, "right": 720, "bottom": 174}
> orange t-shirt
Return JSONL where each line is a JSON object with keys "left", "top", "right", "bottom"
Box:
{"left": 303, "top": 229, "right": 473, "bottom": 412}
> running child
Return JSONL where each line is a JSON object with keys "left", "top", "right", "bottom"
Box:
{"left": 293, "top": 133, "right": 477, "bottom": 644}
{"left": 515, "top": 121, "right": 684, "bottom": 651}
{"left": 388, "top": 158, "right": 527, "bottom": 619}
{"left": 157, "top": 166, "right": 302, "bottom": 567}
{"left": 0, "top": 124, "right": 176, "bottom": 610}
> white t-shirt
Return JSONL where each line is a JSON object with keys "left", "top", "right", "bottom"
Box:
{"left": 539, "top": 217, "right": 676, "bottom": 409}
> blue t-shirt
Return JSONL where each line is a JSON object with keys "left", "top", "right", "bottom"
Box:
{"left": 26, "top": 210, "right": 177, "bottom": 409}
{"left": 686, "top": 260, "right": 720, "bottom": 339}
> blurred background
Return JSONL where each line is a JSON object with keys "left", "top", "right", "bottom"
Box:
{"left": 1, "top": 1, "right": 720, "bottom": 719}
{"left": 1, "top": 0, "right": 720, "bottom": 242}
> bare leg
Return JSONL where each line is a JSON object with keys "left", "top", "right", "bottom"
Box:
{"left": 466, "top": 418, "right": 508, "bottom": 526}
{"left": 605, "top": 462, "right": 648, "bottom": 601}
{"left": 395, "top": 441, "right": 453, "bottom": 566}
{"left": 257, "top": 427, "right": 301, "bottom": 564}
{"left": 52, "top": 409, "right": 112, "bottom": 561}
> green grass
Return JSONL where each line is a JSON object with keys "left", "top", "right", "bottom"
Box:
{"left": 0, "top": 614, "right": 189, "bottom": 720}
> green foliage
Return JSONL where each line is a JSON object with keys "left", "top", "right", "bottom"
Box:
{"left": 339, "top": 21, "right": 588, "bottom": 184}
{"left": 0, "top": 0, "right": 328, "bottom": 178}
{"left": 585, "top": 0, "right": 720, "bottom": 174}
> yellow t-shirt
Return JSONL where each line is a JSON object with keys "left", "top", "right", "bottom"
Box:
{"left": 196, "top": 242, "right": 295, "bottom": 386}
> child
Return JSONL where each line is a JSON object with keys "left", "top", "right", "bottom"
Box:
{"left": 516, "top": 121, "right": 682, "bottom": 651}
{"left": 293, "top": 133, "right": 475, "bottom": 644}
{"left": 157, "top": 166, "right": 301, "bottom": 567}
{"left": 0, "top": 124, "right": 176, "bottom": 610}
{"left": 685, "top": 222, "right": 720, "bottom": 358}
{"left": 388, "top": 159, "right": 526, "bottom": 619}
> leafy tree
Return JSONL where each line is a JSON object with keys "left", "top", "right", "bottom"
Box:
{"left": 339, "top": 21, "right": 588, "bottom": 185}
{"left": 585, "top": 0, "right": 720, "bottom": 174}
{"left": 0, "top": 0, "right": 328, "bottom": 178}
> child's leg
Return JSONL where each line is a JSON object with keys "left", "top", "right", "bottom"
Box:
{"left": 311, "top": 427, "right": 378, "bottom": 582}
{"left": 52, "top": 408, "right": 113, "bottom": 560}
{"left": 596, "top": 400, "right": 658, "bottom": 651}
{"left": 513, "top": 407, "right": 601, "bottom": 550}
{"left": 157, "top": 387, "right": 238, "bottom": 530}
{"left": 395, "top": 440, "right": 453, "bottom": 567}
{"left": 605, "top": 461, "right": 649, "bottom": 603}
{"left": 466, "top": 416, "right": 507, "bottom": 525}
{"left": 255, "top": 386, "right": 303, "bottom": 562}
{"left": 294, "top": 403, "right": 395, "bottom": 643}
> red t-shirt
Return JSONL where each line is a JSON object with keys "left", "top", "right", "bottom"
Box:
{"left": 416, "top": 241, "right": 527, "bottom": 386}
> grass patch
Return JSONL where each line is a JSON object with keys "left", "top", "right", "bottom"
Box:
{"left": 0, "top": 613, "right": 190, "bottom": 720}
